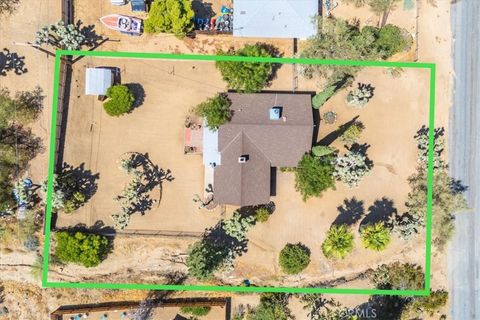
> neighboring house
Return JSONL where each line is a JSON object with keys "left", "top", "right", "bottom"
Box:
{"left": 233, "top": 0, "right": 319, "bottom": 39}
{"left": 204, "top": 93, "right": 314, "bottom": 207}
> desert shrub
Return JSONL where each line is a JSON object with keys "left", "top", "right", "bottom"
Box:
{"left": 312, "top": 146, "right": 336, "bottom": 158}
{"left": 339, "top": 122, "right": 364, "bottom": 145}
{"left": 23, "top": 234, "right": 40, "bottom": 251}
{"left": 180, "top": 306, "right": 211, "bottom": 317}
{"left": 103, "top": 85, "right": 135, "bottom": 117}
{"left": 0, "top": 87, "right": 43, "bottom": 128}
{"left": 35, "top": 21, "right": 86, "bottom": 50}
{"left": 255, "top": 207, "right": 270, "bottom": 223}
{"left": 322, "top": 224, "right": 354, "bottom": 259}
{"left": 346, "top": 83, "right": 374, "bottom": 107}
{"left": 322, "top": 111, "right": 337, "bottom": 125}
{"left": 295, "top": 154, "right": 335, "bottom": 201}
{"left": 360, "top": 222, "right": 391, "bottom": 251}
{"left": 42, "top": 171, "right": 90, "bottom": 213}
{"left": 54, "top": 231, "right": 110, "bottom": 267}
{"left": 248, "top": 293, "right": 292, "bottom": 320}
{"left": 195, "top": 94, "right": 232, "bottom": 130}
{"left": 405, "top": 290, "right": 448, "bottom": 316}
{"left": 222, "top": 212, "right": 255, "bottom": 242}
{"left": 144, "top": 0, "right": 194, "bottom": 37}
{"left": 375, "top": 24, "right": 410, "bottom": 58}
{"left": 312, "top": 84, "right": 336, "bottom": 109}
{"left": 372, "top": 262, "right": 424, "bottom": 290}
{"left": 216, "top": 44, "right": 275, "bottom": 92}
{"left": 279, "top": 243, "right": 311, "bottom": 274}
{"left": 333, "top": 150, "right": 372, "bottom": 187}
{"left": 186, "top": 239, "right": 225, "bottom": 280}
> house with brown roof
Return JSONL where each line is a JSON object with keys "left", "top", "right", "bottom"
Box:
{"left": 204, "top": 92, "right": 314, "bottom": 207}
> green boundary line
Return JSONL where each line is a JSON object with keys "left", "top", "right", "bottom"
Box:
{"left": 42, "top": 50, "right": 436, "bottom": 296}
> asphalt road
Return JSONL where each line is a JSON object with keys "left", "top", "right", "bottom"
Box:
{"left": 448, "top": 0, "right": 480, "bottom": 319}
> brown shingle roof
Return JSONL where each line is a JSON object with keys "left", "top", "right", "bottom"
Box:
{"left": 214, "top": 93, "right": 313, "bottom": 206}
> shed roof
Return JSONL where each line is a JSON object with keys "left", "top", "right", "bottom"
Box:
{"left": 233, "top": 0, "right": 318, "bottom": 39}
{"left": 85, "top": 68, "right": 113, "bottom": 95}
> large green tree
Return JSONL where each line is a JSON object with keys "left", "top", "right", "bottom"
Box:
{"left": 216, "top": 44, "right": 276, "bottom": 92}
{"left": 54, "top": 231, "right": 110, "bottom": 267}
{"left": 186, "top": 239, "right": 225, "bottom": 280}
{"left": 144, "top": 0, "right": 194, "bottom": 37}
{"left": 369, "top": 0, "right": 402, "bottom": 27}
{"left": 295, "top": 154, "right": 335, "bottom": 201}
{"left": 195, "top": 94, "right": 232, "bottom": 130}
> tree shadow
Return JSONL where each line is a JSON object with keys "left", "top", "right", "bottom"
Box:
{"left": 60, "top": 162, "right": 100, "bottom": 204}
{"left": 360, "top": 197, "right": 397, "bottom": 229}
{"left": 78, "top": 22, "right": 104, "bottom": 48}
{"left": 192, "top": 0, "right": 215, "bottom": 19}
{"left": 414, "top": 125, "right": 445, "bottom": 141}
{"left": 333, "top": 197, "right": 365, "bottom": 226}
{"left": 1, "top": 125, "right": 44, "bottom": 171}
{"left": 126, "top": 83, "right": 146, "bottom": 110}
{"left": 255, "top": 42, "right": 283, "bottom": 84}
{"left": 318, "top": 115, "right": 359, "bottom": 146}
{"left": 349, "top": 143, "right": 374, "bottom": 169}
{"left": 0, "top": 48, "right": 28, "bottom": 76}
{"left": 204, "top": 219, "right": 250, "bottom": 259}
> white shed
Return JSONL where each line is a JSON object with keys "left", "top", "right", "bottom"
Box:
{"left": 85, "top": 68, "right": 113, "bottom": 95}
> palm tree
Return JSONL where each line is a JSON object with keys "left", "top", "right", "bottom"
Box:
{"left": 322, "top": 224, "right": 355, "bottom": 259}
{"left": 361, "top": 222, "right": 391, "bottom": 251}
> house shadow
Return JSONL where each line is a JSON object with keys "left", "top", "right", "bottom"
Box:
{"left": 360, "top": 197, "right": 397, "bottom": 230}
{"left": 333, "top": 197, "right": 365, "bottom": 226}
{"left": 318, "top": 115, "right": 360, "bottom": 146}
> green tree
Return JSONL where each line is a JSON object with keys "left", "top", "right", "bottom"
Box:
{"left": 222, "top": 212, "right": 255, "bottom": 242}
{"left": 248, "top": 293, "right": 292, "bottom": 320}
{"left": 216, "top": 44, "right": 275, "bottom": 92}
{"left": 54, "top": 231, "right": 110, "bottom": 267}
{"left": 195, "top": 94, "right": 232, "bottom": 130}
{"left": 360, "top": 222, "right": 391, "bottom": 251}
{"left": 103, "top": 85, "right": 135, "bottom": 117}
{"left": 375, "top": 24, "right": 410, "bottom": 58}
{"left": 186, "top": 239, "right": 225, "bottom": 280}
{"left": 372, "top": 262, "right": 424, "bottom": 290}
{"left": 0, "top": 87, "right": 43, "bottom": 129}
{"left": 144, "top": 0, "right": 194, "bottom": 37}
{"left": 180, "top": 306, "right": 211, "bottom": 317}
{"left": 279, "top": 243, "right": 311, "bottom": 274}
{"left": 295, "top": 154, "right": 335, "bottom": 201}
{"left": 322, "top": 224, "right": 354, "bottom": 259}
{"left": 402, "top": 290, "right": 448, "bottom": 318}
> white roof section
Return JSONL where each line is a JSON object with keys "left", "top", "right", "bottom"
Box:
{"left": 85, "top": 68, "right": 113, "bottom": 95}
{"left": 233, "top": 0, "right": 318, "bottom": 39}
{"left": 203, "top": 124, "right": 221, "bottom": 167}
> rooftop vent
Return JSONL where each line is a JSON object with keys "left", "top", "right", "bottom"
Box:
{"left": 238, "top": 155, "right": 249, "bottom": 163}
{"left": 269, "top": 106, "right": 283, "bottom": 120}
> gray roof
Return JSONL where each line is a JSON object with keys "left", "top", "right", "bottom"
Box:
{"left": 233, "top": 0, "right": 318, "bottom": 39}
{"left": 85, "top": 68, "right": 113, "bottom": 95}
{"left": 214, "top": 93, "right": 313, "bottom": 206}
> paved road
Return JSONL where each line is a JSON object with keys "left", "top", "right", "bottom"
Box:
{"left": 448, "top": 0, "right": 480, "bottom": 319}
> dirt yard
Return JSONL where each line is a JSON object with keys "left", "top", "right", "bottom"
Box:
{"left": 49, "top": 51, "right": 432, "bottom": 289}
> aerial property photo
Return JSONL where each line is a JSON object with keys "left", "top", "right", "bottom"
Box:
{"left": 42, "top": 48, "right": 436, "bottom": 295}
{"left": 3, "top": 0, "right": 472, "bottom": 318}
